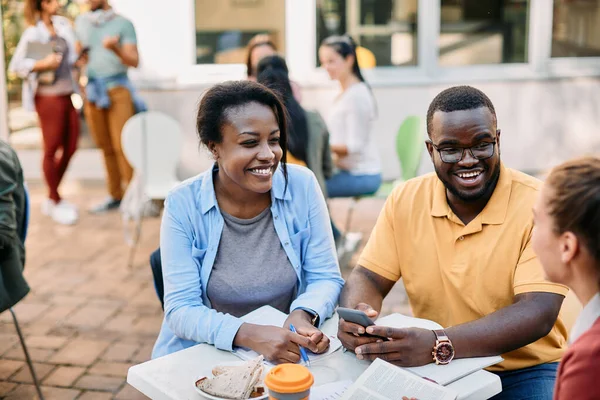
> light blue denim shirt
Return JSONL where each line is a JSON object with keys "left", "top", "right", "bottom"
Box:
{"left": 152, "top": 164, "right": 344, "bottom": 359}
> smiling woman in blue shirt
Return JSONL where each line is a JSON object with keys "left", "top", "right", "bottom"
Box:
{"left": 152, "top": 81, "right": 344, "bottom": 363}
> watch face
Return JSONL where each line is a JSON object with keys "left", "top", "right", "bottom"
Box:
{"left": 434, "top": 342, "right": 455, "bottom": 364}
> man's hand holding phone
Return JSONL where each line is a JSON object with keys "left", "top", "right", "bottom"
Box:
{"left": 337, "top": 303, "right": 385, "bottom": 352}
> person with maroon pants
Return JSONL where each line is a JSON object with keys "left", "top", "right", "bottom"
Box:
{"left": 9, "top": 0, "right": 84, "bottom": 225}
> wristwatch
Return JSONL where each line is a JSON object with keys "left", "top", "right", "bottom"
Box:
{"left": 432, "top": 329, "right": 455, "bottom": 365}
{"left": 309, "top": 312, "right": 319, "bottom": 327}
{"left": 297, "top": 308, "right": 320, "bottom": 326}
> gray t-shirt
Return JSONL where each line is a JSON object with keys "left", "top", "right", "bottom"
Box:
{"left": 206, "top": 207, "right": 297, "bottom": 318}
{"left": 36, "top": 36, "right": 73, "bottom": 96}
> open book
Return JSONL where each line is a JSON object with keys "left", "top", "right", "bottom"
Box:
{"left": 375, "top": 314, "right": 503, "bottom": 386}
{"left": 234, "top": 306, "right": 343, "bottom": 366}
{"left": 341, "top": 358, "right": 457, "bottom": 400}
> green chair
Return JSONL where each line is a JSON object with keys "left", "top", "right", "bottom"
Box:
{"left": 396, "top": 115, "right": 424, "bottom": 182}
{"left": 373, "top": 115, "right": 424, "bottom": 198}
{"left": 341, "top": 116, "right": 424, "bottom": 247}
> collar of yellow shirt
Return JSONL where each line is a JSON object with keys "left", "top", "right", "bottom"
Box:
{"left": 431, "top": 162, "right": 511, "bottom": 231}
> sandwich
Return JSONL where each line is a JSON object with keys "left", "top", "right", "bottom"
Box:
{"left": 196, "top": 356, "right": 265, "bottom": 399}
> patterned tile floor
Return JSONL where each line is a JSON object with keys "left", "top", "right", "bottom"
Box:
{"left": 0, "top": 181, "right": 409, "bottom": 399}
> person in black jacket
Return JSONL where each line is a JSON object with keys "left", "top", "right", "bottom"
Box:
{"left": 0, "top": 139, "right": 29, "bottom": 313}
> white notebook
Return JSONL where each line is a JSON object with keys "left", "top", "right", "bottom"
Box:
{"left": 375, "top": 314, "right": 503, "bottom": 385}
{"left": 234, "top": 306, "right": 343, "bottom": 366}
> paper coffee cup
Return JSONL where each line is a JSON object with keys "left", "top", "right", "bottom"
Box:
{"left": 264, "top": 363, "right": 314, "bottom": 400}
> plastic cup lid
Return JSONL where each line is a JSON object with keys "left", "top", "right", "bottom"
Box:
{"left": 264, "top": 363, "right": 314, "bottom": 394}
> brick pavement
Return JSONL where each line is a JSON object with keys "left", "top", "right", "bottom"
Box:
{"left": 0, "top": 181, "right": 409, "bottom": 399}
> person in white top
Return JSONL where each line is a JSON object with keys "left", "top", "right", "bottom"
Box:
{"left": 9, "top": 0, "right": 83, "bottom": 225}
{"left": 531, "top": 156, "right": 600, "bottom": 399}
{"left": 318, "top": 35, "right": 382, "bottom": 242}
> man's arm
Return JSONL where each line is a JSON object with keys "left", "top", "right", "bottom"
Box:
{"left": 103, "top": 19, "right": 140, "bottom": 68}
{"left": 359, "top": 291, "right": 565, "bottom": 366}
{"left": 446, "top": 292, "right": 564, "bottom": 357}
{"left": 103, "top": 36, "right": 139, "bottom": 68}
{"left": 340, "top": 266, "right": 396, "bottom": 312}
{"left": 338, "top": 266, "right": 396, "bottom": 351}
{"left": 112, "top": 43, "right": 139, "bottom": 68}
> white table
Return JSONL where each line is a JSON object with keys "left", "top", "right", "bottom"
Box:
{"left": 128, "top": 317, "right": 501, "bottom": 400}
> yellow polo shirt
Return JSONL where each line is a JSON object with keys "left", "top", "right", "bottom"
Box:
{"left": 359, "top": 163, "right": 569, "bottom": 371}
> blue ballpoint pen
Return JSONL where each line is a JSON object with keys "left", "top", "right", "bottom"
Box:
{"left": 289, "top": 324, "right": 311, "bottom": 367}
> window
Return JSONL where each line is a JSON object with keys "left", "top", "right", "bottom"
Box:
{"left": 439, "top": 0, "right": 530, "bottom": 66}
{"left": 194, "top": 0, "right": 285, "bottom": 65}
{"left": 551, "top": 0, "right": 600, "bottom": 58}
{"left": 316, "top": 0, "right": 419, "bottom": 67}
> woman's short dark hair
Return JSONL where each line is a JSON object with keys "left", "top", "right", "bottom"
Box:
{"left": 257, "top": 55, "right": 309, "bottom": 164}
{"left": 196, "top": 80, "right": 288, "bottom": 183}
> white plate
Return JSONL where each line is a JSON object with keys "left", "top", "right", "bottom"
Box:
{"left": 194, "top": 361, "right": 270, "bottom": 400}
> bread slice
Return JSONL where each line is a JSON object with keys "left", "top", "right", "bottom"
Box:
{"left": 197, "top": 356, "right": 264, "bottom": 399}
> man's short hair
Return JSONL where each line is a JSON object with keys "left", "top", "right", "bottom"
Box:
{"left": 426, "top": 86, "right": 497, "bottom": 136}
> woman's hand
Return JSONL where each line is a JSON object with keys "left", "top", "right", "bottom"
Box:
{"left": 330, "top": 144, "right": 349, "bottom": 158}
{"left": 35, "top": 53, "right": 62, "bottom": 71}
{"left": 234, "top": 323, "right": 318, "bottom": 364}
{"left": 284, "top": 309, "right": 330, "bottom": 354}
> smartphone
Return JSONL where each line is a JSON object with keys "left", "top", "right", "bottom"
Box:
{"left": 337, "top": 307, "right": 390, "bottom": 341}
{"left": 336, "top": 307, "right": 376, "bottom": 327}
{"left": 77, "top": 47, "right": 90, "bottom": 61}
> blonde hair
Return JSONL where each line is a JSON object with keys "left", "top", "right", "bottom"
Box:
{"left": 24, "top": 0, "right": 42, "bottom": 26}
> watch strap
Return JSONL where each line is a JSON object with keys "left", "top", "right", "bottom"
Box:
{"left": 433, "top": 329, "right": 449, "bottom": 342}
{"left": 296, "top": 307, "right": 320, "bottom": 327}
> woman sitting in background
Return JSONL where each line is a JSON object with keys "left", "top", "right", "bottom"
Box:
{"left": 531, "top": 156, "right": 600, "bottom": 400}
{"left": 256, "top": 55, "right": 333, "bottom": 197}
{"left": 318, "top": 35, "right": 382, "bottom": 242}
{"left": 152, "top": 81, "right": 344, "bottom": 363}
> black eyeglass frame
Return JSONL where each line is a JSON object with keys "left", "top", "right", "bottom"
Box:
{"left": 427, "top": 139, "right": 498, "bottom": 164}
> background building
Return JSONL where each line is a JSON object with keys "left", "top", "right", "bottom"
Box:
{"left": 3, "top": 0, "right": 600, "bottom": 180}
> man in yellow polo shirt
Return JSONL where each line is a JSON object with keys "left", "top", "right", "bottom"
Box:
{"left": 338, "top": 86, "right": 568, "bottom": 400}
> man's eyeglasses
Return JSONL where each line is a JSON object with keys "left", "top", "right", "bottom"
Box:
{"left": 427, "top": 140, "right": 497, "bottom": 164}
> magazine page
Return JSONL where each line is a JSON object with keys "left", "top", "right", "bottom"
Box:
{"left": 341, "top": 358, "right": 457, "bottom": 400}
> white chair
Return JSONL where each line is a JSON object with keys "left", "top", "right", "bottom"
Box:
{"left": 121, "top": 111, "right": 183, "bottom": 267}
